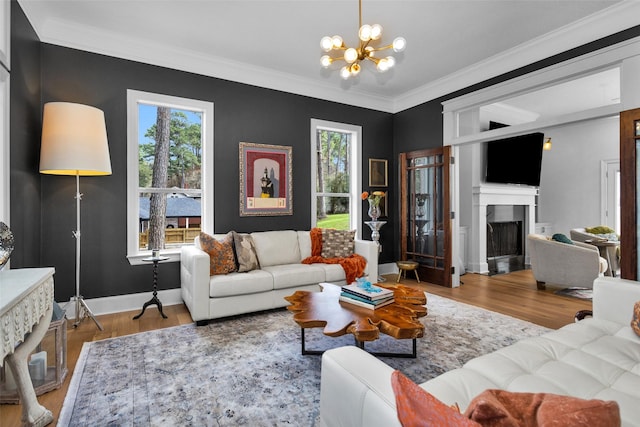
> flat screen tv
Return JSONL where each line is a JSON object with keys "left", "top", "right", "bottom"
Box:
{"left": 485, "top": 132, "right": 544, "bottom": 187}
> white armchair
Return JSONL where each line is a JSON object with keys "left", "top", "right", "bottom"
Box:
{"left": 570, "top": 227, "right": 620, "bottom": 276}
{"left": 527, "top": 234, "right": 608, "bottom": 290}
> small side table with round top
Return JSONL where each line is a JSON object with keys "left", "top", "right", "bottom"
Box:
{"left": 396, "top": 260, "right": 420, "bottom": 283}
{"left": 133, "top": 255, "right": 169, "bottom": 319}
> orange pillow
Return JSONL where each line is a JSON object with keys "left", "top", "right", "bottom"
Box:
{"left": 632, "top": 301, "right": 640, "bottom": 337}
{"left": 464, "top": 389, "right": 620, "bottom": 427}
{"left": 391, "top": 370, "right": 480, "bottom": 427}
{"left": 199, "top": 232, "right": 237, "bottom": 275}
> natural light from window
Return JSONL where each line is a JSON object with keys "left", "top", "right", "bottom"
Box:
{"left": 310, "top": 119, "right": 362, "bottom": 235}
{"left": 127, "top": 90, "right": 213, "bottom": 264}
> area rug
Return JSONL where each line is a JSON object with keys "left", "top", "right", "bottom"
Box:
{"left": 58, "top": 293, "right": 550, "bottom": 427}
{"left": 555, "top": 287, "right": 593, "bottom": 300}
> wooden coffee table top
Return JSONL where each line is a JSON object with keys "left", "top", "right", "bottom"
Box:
{"left": 285, "top": 282, "right": 427, "bottom": 343}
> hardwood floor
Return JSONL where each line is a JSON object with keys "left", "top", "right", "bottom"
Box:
{"left": 0, "top": 269, "right": 591, "bottom": 425}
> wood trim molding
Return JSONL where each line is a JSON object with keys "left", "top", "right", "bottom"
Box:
{"left": 620, "top": 107, "right": 640, "bottom": 280}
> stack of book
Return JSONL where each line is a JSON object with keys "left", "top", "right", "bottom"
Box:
{"left": 339, "top": 283, "right": 395, "bottom": 309}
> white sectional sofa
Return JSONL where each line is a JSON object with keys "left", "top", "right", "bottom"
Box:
{"left": 181, "top": 230, "right": 378, "bottom": 324}
{"left": 319, "top": 276, "right": 640, "bottom": 427}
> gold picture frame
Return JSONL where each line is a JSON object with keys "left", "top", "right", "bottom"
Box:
{"left": 239, "top": 142, "right": 293, "bottom": 216}
{"left": 369, "top": 158, "right": 388, "bottom": 187}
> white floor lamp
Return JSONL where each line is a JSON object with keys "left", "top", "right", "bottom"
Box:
{"left": 40, "top": 102, "right": 112, "bottom": 330}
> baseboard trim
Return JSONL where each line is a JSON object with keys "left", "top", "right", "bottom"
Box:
{"left": 379, "top": 262, "right": 397, "bottom": 276}
{"left": 61, "top": 288, "right": 183, "bottom": 319}
{"left": 61, "top": 264, "right": 400, "bottom": 318}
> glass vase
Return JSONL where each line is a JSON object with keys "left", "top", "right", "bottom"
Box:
{"left": 368, "top": 201, "right": 381, "bottom": 221}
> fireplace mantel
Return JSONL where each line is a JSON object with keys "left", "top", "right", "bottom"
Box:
{"left": 470, "top": 184, "right": 537, "bottom": 274}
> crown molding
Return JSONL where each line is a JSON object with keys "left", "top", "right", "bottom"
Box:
{"left": 29, "top": 15, "right": 397, "bottom": 112}
{"left": 19, "top": 0, "right": 640, "bottom": 114}
{"left": 392, "top": 0, "right": 640, "bottom": 113}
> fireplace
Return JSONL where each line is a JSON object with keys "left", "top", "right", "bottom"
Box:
{"left": 487, "top": 221, "right": 523, "bottom": 258}
{"left": 469, "top": 185, "right": 537, "bottom": 274}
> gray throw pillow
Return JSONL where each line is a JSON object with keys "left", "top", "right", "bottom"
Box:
{"left": 232, "top": 231, "right": 260, "bottom": 272}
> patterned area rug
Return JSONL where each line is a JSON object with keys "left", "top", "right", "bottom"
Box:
{"left": 59, "top": 293, "right": 550, "bottom": 426}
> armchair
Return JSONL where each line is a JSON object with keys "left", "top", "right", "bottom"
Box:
{"left": 527, "top": 234, "right": 608, "bottom": 290}
{"left": 570, "top": 227, "right": 620, "bottom": 276}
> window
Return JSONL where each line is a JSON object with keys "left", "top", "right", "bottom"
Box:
{"left": 310, "top": 119, "right": 362, "bottom": 236}
{"left": 127, "top": 90, "right": 213, "bottom": 264}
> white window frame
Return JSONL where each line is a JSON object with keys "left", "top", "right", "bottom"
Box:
{"left": 126, "top": 90, "right": 214, "bottom": 265}
{"left": 310, "top": 119, "right": 362, "bottom": 238}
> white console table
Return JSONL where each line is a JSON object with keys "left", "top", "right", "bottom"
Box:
{"left": 0, "top": 268, "right": 55, "bottom": 427}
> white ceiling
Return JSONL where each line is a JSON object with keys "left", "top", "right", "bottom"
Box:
{"left": 16, "top": 0, "right": 640, "bottom": 113}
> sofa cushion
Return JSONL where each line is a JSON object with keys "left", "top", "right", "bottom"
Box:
{"left": 314, "top": 263, "right": 347, "bottom": 283}
{"left": 321, "top": 228, "right": 355, "bottom": 258}
{"left": 209, "top": 270, "right": 274, "bottom": 298}
{"left": 251, "top": 230, "right": 301, "bottom": 267}
{"left": 464, "top": 389, "right": 620, "bottom": 427}
{"left": 232, "top": 231, "right": 260, "bottom": 272}
{"left": 297, "top": 231, "right": 312, "bottom": 259}
{"left": 199, "top": 232, "right": 237, "bottom": 275}
{"left": 261, "top": 264, "right": 326, "bottom": 289}
{"left": 391, "top": 370, "right": 480, "bottom": 426}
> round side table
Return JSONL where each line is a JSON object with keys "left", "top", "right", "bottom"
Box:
{"left": 396, "top": 260, "right": 420, "bottom": 283}
{"left": 133, "top": 255, "right": 169, "bottom": 319}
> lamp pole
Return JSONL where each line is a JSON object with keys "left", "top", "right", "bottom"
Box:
{"left": 73, "top": 172, "right": 103, "bottom": 330}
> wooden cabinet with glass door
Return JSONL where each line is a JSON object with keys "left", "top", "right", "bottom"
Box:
{"left": 400, "top": 147, "right": 452, "bottom": 287}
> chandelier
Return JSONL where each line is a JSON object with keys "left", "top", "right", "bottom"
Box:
{"left": 320, "top": 0, "right": 406, "bottom": 80}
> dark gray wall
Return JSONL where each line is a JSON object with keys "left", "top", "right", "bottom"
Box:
{"left": 11, "top": 16, "right": 394, "bottom": 301}
{"left": 9, "top": 0, "right": 41, "bottom": 269}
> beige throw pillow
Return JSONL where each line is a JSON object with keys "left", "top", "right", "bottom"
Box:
{"left": 232, "top": 231, "right": 260, "bottom": 272}
{"left": 320, "top": 229, "right": 355, "bottom": 258}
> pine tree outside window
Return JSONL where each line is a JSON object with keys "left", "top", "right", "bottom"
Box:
{"left": 127, "top": 90, "right": 214, "bottom": 264}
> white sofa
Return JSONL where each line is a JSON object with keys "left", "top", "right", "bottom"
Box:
{"left": 181, "top": 230, "right": 378, "bottom": 324}
{"left": 319, "top": 276, "right": 640, "bottom": 427}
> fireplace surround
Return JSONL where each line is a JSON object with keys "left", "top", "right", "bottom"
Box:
{"left": 470, "top": 185, "right": 537, "bottom": 274}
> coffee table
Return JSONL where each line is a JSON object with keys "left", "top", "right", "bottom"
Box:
{"left": 285, "top": 282, "right": 427, "bottom": 358}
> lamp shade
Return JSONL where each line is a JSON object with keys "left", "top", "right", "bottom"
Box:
{"left": 40, "top": 102, "right": 112, "bottom": 176}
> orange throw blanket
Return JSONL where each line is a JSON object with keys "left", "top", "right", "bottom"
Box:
{"left": 302, "top": 228, "right": 367, "bottom": 284}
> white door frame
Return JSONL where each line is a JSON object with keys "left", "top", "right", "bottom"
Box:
{"left": 600, "top": 159, "right": 620, "bottom": 231}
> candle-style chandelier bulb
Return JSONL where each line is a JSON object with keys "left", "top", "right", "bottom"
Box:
{"left": 392, "top": 37, "right": 406, "bottom": 52}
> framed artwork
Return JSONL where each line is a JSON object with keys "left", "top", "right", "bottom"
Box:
{"left": 239, "top": 142, "right": 293, "bottom": 216}
{"left": 369, "top": 158, "right": 388, "bottom": 187}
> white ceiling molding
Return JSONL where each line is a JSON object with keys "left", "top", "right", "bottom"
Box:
{"left": 32, "top": 16, "right": 397, "bottom": 112}
{"left": 393, "top": 0, "right": 640, "bottom": 113}
{"left": 19, "top": 0, "right": 640, "bottom": 113}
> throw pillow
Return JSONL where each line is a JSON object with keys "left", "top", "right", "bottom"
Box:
{"left": 585, "top": 225, "right": 616, "bottom": 235}
{"left": 464, "top": 389, "right": 621, "bottom": 427}
{"left": 320, "top": 229, "right": 355, "bottom": 258}
{"left": 632, "top": 301, "right": 640, "bottom": 337}
{"left": 391, "top": 370, "right": 480, "bottom": 427}
{"left": 199, "top": 232, "right": 237, "bottom": 276}
{"left": 232, "top": 231, "right": 260, "bottom": 272}
{"left": 552, "top": 233, "right": 574, "bottom": 245}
